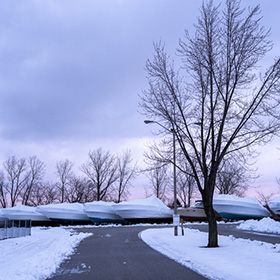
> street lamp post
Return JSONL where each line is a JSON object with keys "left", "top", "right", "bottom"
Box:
{"left": 171, "top": 128, "right": 178, "bottom": 236}
{"left": 144, "top": 120, "right": 178, "bottom": 236}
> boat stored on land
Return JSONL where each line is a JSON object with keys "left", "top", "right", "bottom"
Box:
{"left": 177, "top": 201, "right": 208, "bottom": 222}
{"left": 267, "top": 197, "right": 280, "bottom": 217}
{"left": 84, "top": 201, "right": 124, "bottom": 223}
{"left": 1, "top": 205, "right": 50, "bottom": 223}
{"left": 213, "top": 194, "right": 270, "bottom": 220}
{"left": 37, "top": 203, "right": 90, "bottom": 224}
{"left": 112, "top": 196, "right": 173, "bottom": 223}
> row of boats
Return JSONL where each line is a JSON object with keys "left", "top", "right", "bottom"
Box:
{"left": 178, "top": 195, "right": 280, "bottom": 221}
{"left": 0, "top": 195, "right": 279, "bottom": 225}
{"left": 0, "top": 196, "right": 173, "bottom": 225}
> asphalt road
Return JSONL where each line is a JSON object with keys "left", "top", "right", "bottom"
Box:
{"left": 48, "top": 223, "right": 280, "bottom": 280}
{"left": 48, "top": 226, "right": 206, "bottom": 280}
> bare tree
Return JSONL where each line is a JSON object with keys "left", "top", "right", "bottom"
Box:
{"left": 255, "top": 189, "right": 275, "bottom": 205}
{"left": 275, "top": 174, "right": 280, "bottom": 192}
{"left": 43, "top": 182, "right": 60, "bottom": 205}
{"left": 22, "top": 156, "right": 46, "bottom": 205}
{"left": 177, "top": 169, "right": 197, "bottom": 208}
{"left": 3, "top": 156, "right": 29, "bottom": 207}
{"left": 66, "top": 175, "right": 90, "bottom": 203}
{"left": 56, "top": 159, "right": 73, "bottom": 203}
{"left": 81, "top": 148, "right": 118, "bottom": 201}
{"left": 140, "top": 0, "right": 280, "bottom": 247}
{"left": 0, "top": 170, "right": 8, "bottom": 208}
{"left": 216, "top": 159, "right": 249, "bottom": 196}
{"left": 28, "top": 182, "right": 59, "bottom": 206}
{"left": 27, "top": 183, "right": 45, "bottom": 206}
{"left": 114, "top": 150, "right": 136, "bottom": 202}
{"left": 146, "top": 164, "right": 170, "bottom": 201}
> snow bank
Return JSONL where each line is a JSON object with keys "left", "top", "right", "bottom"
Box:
{"left": 237, "top": 217, "right": 280, "bottom": 234}
{"left": 140, "top": 227, "right": 280, "bottom": 280}
{"left": 0, "top": 227, "right": 92, "bottom": 280}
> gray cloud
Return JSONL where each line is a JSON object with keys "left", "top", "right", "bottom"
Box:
{"left": 1, "top": 0, "right": 192, "bottom": 141}
{"left": 0, "top": 0, "right": 279, "bottom": 198}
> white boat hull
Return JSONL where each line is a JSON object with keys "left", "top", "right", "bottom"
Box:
{"left": 213, "top": 195, "right": 270, "bottom": 220}
{"left": 84, "top": 201, "right": 124, "bottom": 223}
{"left": 177, "top": 207, "right": 207, "bottom": 221}
{"left": 112, "top": 196, "right": 173, "bottom": 221}
{"left": 1, "top": 206, "right": 50, "bottom": 221}
{"left": 37, "top": 203, "right": 90, "bottom": 222}
{"left": 113, "top": 206, "right": 173, "bottom": 219}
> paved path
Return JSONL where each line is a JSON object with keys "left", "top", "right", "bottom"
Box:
{"left": 48, "top": 223, "right": 280, "bottom": 279}
{"left": 48, "top": 226, "right": 207, "bottom": 280}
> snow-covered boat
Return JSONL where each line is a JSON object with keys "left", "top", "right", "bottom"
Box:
{"left": 112, "top": 196, "right": 173, "bottom": 223}
{"left": 83, "top": 201, "right": 124, "bottom": 223}
{"left": 0, "top": 209, "right": 7, "bottom": 220}
{"left": 37, "top": 203, "right": 90, "bottom": 224}
{"left": 1, "top": 205, "right": 50, "bottom": 222}
{"left": 213, "top": 194, "right": 270, "bottom": 220}
{"left": 177, "top": 200, "right": 208, "bottom": 221}
{"left": 267, "top": 197, "right": 280, "bottom": 216}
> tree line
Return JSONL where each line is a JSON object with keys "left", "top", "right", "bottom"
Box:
{"left": 0, "top": 143, "right": 250, "bottom": 209}
{"left": 0, "top": 148, "right": 136, "bottom": 208}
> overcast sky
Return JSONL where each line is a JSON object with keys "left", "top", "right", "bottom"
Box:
{"left": 0, "top": 0, "right": 279, "bottom": 199}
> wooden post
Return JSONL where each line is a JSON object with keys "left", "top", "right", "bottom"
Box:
{"left": 181, "top": 219, "right": 184, "bottom": 236}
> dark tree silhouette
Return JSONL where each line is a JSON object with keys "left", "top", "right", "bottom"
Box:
{"left": 216, "top": 159, "right": 250, "bottom": 197}
{"left": 56, "top": 159, "right": 73, "bottom": 203}
{"left": 22, "top": 156, "right": 45, "bottom": 205}
{"left": 3, "top": 156, "right": 28, "bottom": 207}
{"left": 140, "top": 0, "right": 280, "bottom": 247}
{"left": 146, "top": 164, "right": 170, "bottom": 201}
{"left": 81, "top": 148, "right": 118, "bottom": 201}
{"left": 114, "top": 150, "right": 136, "bottom": 202}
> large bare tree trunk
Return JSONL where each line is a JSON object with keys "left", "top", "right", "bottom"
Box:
{"left": 202, "top": 172, "right": 219, "bottom": 247}
{"left": 140, "top": 0, "right": 280, "bottom": 248}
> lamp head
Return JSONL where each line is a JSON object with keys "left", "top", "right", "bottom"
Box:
{"left": 144, "top": 120, "right": 154, "bottom": 124}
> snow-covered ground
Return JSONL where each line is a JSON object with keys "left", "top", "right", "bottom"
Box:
{"left": 141, "top": 218, "right": 280, "bottom": 280}
{"left": 0, "top": 218, "right": 279, "bottom": 280}
{"left": 0, "top": 227, "right": 92, "bottom": 280}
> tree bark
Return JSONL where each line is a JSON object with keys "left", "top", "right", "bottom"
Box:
{"left": 206, "top": 207, "right": 218, "bottom": 247}
{"left": 202, "top": 175, "right": 219, "bottom": 247}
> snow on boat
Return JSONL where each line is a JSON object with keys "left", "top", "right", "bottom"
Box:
{"left": 0, "top": 209, "right": 7, "bottom": 222}
{"left": 267, "top": 197, "right": 280, "bottom": 216}
{"left": 213, "top": 194, "right": 270, "bottom": 220}
{"left": 1, "top": 205, "right": 50, "bottom": 222}
{"left": 83, "top": 201, "right": 124, "bottom": 223}
{"left": 37, "top": 203, "right": 90, "bottom": 224}
{"left": 177, "top": 200, "right": 208, "bottom": 222}
{"left": 112, "top": 196, "right": 173, "bottom": 223}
